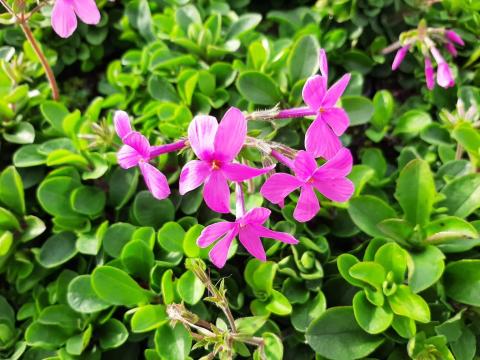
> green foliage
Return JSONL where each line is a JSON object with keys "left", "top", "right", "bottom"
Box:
{"left": 0, "top": 0, "right": 479, "bottom": 359}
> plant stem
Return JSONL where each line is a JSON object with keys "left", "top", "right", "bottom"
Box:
{"left": 19, "top": 19, "right": 60, "bottom": 101}
{"left": 275, "top": 106, "right": 316, "bottom": 119}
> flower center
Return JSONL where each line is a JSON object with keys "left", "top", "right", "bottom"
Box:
{"left": 307, "top": 177, "right": 315, "bottom": 184}
{"left": 211, "top": 160, "right": 221, "bottom": 170}
{"left": 319, "top": 107, "right": 325, "bottom": 113}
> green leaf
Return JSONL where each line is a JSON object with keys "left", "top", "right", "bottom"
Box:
{"left": 133, "top": 191, "right": 175, "bottom": 228}
{"left": 157, "top": 222, "right": 185, "bottom": 253}
{"left": 108, "top": 167, "right": 138, "bottom": 210}
{"left": 408, "top": 246, "right": 445, "bottom": 293}
{"left": 37, "top": 176, "right": 79, "bottom": 217}
{"left": 66, "top": 325, "right": 92, "bottom": 355}
{"left": 337, "top": 254, "right": 364, "bottom": 287}
{"left": 444, "top": 260, "right": 480, "bottom": 306}
{"left": 177, "top": 270, "right": 205, "bottom": 305}
{"left": 452, "top": 122, "right": 480, "bottom": 156}
{"left": 425, "top": 216, "right": 480, "bottom": 253}
{"left": 103, "top": 222, "right": 136, "bottom": 258}
{"left": 371, "top": 90, "right": 394, "bottom": 130}
{"left": 70, "top": 186, "right": 106, "bottom": 216}
{"left": 266, "top": 289, "right": 292, "bottom": 315}
{"left": 440, "top": 174, "right": 480, "bottom": 218}
{"left": 3, "top": 122, "right": 35, "bottom": 144}
{"left": 121, "top": 240, "right": 155, "bottom": 280}
{"left": 91, "top": 266, "right": 151, "bottom": 306}
{"left": 343, "top": 96, "right": 374, "bottom": 126}
{"left": 0, "top": 207, "right": 20, "bottom": 231}
{"left": 374, "top": 242, "right": 408, "bottom": 284}
{"left": 288, "top": 35, "right": 319, "bottom": 84}
{"left": 306, "top": 307, "right": 384, "bottom": 360}
{"left": 148, "top": 75, "right": 179, "bottom": 102}
{"left": 353, "top": 292, "right": 393, "bottom": 334}
{"left": 40, "top": 101, "right": 69, "bottom": 133}
{"left": 349, "top": 262, "right": 386, "bottom": 289}
{"left": 67, "top": 275, "right": 110, "bottom": 313}
{"left": 25, "top": 322, "right": 72, "bottom": 348}
{"left": 131, "top": 305, "right": 168, "bottom": 333}
{"left": 0, "top": 166, "right": 25, "bottom": 215}
{"left": 227, "top": 13, "right": 262, "bottom": 38}
{"left": 154, "top": 323, "right": 192, "bottom": 360}
{"left": 13, "top": 144, "right": 46, "bottom": 167}
{"left": 395, "top": 159, "right": 436, "bottom": 226}
{"left": 236, "top": 71, "right": 282, "bottom": 105}
{"left": 394, "top": 110, "right": 432, "bottom": 135}
{"left": 348, "top": 195, "right": 397, "bottom": 237}
{"left": 291, "top": 291, "right": 326, "bottom": 332}
{"left": 235, "top": 316, "right": 267, "bottom": 335}
{"left": 98, "top": 319, "right": 128, "bottom": 350}
{"left": 254, "top": 332, "right": 283, "bottom": 360}
{"left": 387, "top": 285, "right": 430, "bottom": 323}
{"left": 38, "top": 232, "right": 77, "bottom": 268}
{"left": 38, "top": 305, "right": 80, "bottom": 329}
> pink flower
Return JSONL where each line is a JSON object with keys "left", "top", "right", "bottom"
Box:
{"left": 114, "top": 111, "right": 171, "bottom": 200}
{"left": 424, "top": 57, "right": 435, "bottom": 90}
{"left": 430, "top": 47, "right": 455, "bottom": 88}
{"left": 51, "top": 0, "right": 101, "bottom": 38}
{"left": 445, "top": 30, "right": 464, "bottom": 46}
{"left": 197, "top": 207, "right": 298, "bottom": 268}
{"left": 392, "top": 45, "right": 410, "bottom": 70}
{"left": 179, "top": 107, "right": 274, "bottom": 213}
{"left": 261, "top": 148, "right": 354, "bottom": 222}
{"left": 445, "top": 42, "right": 458, "bottom": 57}
{"left": 303, "top": 50, "right": 351, "bottom": 159}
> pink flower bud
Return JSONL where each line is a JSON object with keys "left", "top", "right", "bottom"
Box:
{"left": 444, "top": 42, "right": 457, "bottom": 57}
{"left": 424, "top": 57, "right": 435, "bottom": 90}
{"left": 445, "top": 30, "right": 465, "bottom": 46}
{"left": 437, "top": 63, "right": 455, "bottom": 88}
{"left": 392, "top": 45, "right": 410, "bottom": 71}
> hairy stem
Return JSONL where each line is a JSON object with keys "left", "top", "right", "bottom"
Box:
{"left": 19, "top": 20, "right": 60, "bottom": 100}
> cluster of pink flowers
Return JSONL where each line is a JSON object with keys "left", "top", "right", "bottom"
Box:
{"left": 114, "top": 50, "right": 355, "bottom": 268}
{"left": 389, "top": 28, "right": 464, "bottom": 90}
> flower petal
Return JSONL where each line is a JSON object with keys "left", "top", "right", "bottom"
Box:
{"left": 72, "top": 0, "right": 100, "bottom": 25}
{"left": 293, "top": 185, "right": 320, "bottom": 222}
{"left": 293, "top": 151, "right": 317, "bottom": 181}
{"left": 445, "top": 30, "right": 464, "bottom": 46}
{"left": 305, "top": 116, "right": 343, "bottom": 159}
{"left": 197, "top": 221, "right": 235, "bottom": 248}
{"left": 214, "top": 107, "right": 247, "bottom": 162}
{"left": 139, "top": 162, "right": 170, "bottom": 200}
{"left": 314, "top": 177, "right": 354, "bottom": 203}
{"left": 209, "top": 228, "right": 237, "bottom": 268}
{"left": 51, "top": 0, "right": 77, "bottom": 38}
{"left": 319, "top": 49, "right": 328, "bottom": 78}
{"left": 241, "top": 207, "right": 271, "bottom": 225}
{"left": 203, "top": 171, "right": 230, "bottom": 213}
{"left": 424, "top": 57, "right": 435, "bottom": 90}
{"left": 179, "top": 160, "right": 210, "bottom": 195}
{"left": 239, "top": 226, "right": 266, "bottom": 261}
{"left": 302, "top": 75, "right": 327, "bottom": 111}
{"left": 437, "top": 63, "right": 455, "bottom": 88}
{"left": 321, "top": 73, "right": 351, "bottom": 108}
{"left": 314, "top": 147, "right": 353, "bottom": 179}
{"left": 391, "top": 45, "right": 410, "bottom": 71}
{"left": 122, "top": 132, "right": 150, "bottom": 159}
{"left": 114, "top": 110, "right": 132, "bottom": 139}
{"left": 222, "top": 163, "right": 274, "bottom": 182}
{"left": 117, "top": 145, "right": 141, "bottom": 169}
{"left": 260, "top": 173, "right": 302, "bottom": 204}
{"left": 322, "top": 107, "right": 350, "bottom": 136}
{"left": 188, "top": 115, "right": 218, "bottom": 161}
{"left": 251, "top": 224, "right": 299, "bottom": 244}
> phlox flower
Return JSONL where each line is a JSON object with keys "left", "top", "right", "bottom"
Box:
{"left": 51, "top": 0, "right": 101, "bottom": 38}
{"left": 179, "top": 107, "right": 274, "bottom": 213}
{"left": 302, "top": 49, "right": 351, "bottom": 159}
{"left": 115, "top": 111, "right": 171, "bottom": 200}
{"left": 261, "top": 148, "right": 354, "bottom": 222}
{"left": 197, "top": 207, "right": 298, "bottom": 268}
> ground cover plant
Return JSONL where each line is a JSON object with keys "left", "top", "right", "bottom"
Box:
{"left": 0, "top": 0, "right": 479, "bottom": 359}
